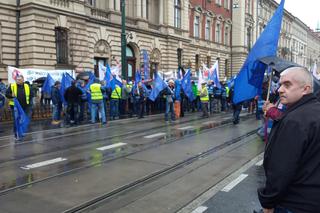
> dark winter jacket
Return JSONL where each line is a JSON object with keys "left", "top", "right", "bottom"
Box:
{"left": 258, "top": 93, "right": 320, "bottom": 213}
{"left": 51, "top": 86, "right": 62, "bottom": 105}
{"left": 64, "top": 85, "right": 82, "bottom": 104}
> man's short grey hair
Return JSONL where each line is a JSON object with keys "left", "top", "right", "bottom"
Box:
{"left": 281, "top": 66, "right": 314, "bottom": 92}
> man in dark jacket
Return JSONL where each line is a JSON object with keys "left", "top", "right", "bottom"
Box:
{"left": 64, "top": 80, "right": 82, "bottom": 125}
{"left": 51, "top": 81, "right": 62, "bottom": 125}
{"left": 258, "top": 67, "right": 320, "bottom": 213}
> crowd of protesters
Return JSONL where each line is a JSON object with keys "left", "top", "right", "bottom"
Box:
{"left": 0, "top": 72, "right": 237, "bottom": 140}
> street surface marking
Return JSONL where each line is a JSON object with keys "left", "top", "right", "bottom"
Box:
{"left": 202, "top": 121, "right": 214, "bottom": 125}
{"left": 221, "top": 174, "right": 248, "bottom": 192}
{"left": 21, "top": 157, "right": 67, "bottom": 170}
{"left": 177, "top": 126, "right": 194, "bottom": 130}
{"left": 255, "top": 160, "right": 263, "bottom": 166}
{"left": 144, "top": 132, "right": 166, "bottom": 139}
{"left": 97, "top": 142, "right": 127, "bottom": 151}
{"left": 191, "top": 206, "right": 208, "bottom": 213}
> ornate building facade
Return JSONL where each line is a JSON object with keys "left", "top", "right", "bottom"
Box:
{"left": 0, "top": 0, "right": 191, "bottom": 80}
{"left": 0, "top": 0, "right": 319, "bottom": 81}
{"left": 188, "top": 0, "right": 232, "bottom": 79}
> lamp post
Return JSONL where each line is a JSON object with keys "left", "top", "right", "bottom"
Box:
{"left": 121, "top": 0, "right": 127, "bottom": 79}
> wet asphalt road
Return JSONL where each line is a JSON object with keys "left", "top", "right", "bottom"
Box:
{"left": 0, "top": 112, "right": 265, "bottom": 213}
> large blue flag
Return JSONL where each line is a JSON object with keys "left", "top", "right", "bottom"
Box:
{"left": 174, "top": 79, "right": 181, "bottom": 101}
{"left": 233, "top": 0, "right": 285, "bottom": 104}
{"left": 14, "top": 98, "right": 30, "bottom": 138}
{"left": 181, "top": 69, "right": 195, "bottom": 101}
{"left": 60, "top": 73, "right": 74, "bottom": 104}
{"left": 149, "top": 72, "right": 168, "bottom": 101}
{"left": 143, "top": 50, "right": 150, "bottom": 80}
{"left": 42, "top": 73, "right": 55, "bottom": 95}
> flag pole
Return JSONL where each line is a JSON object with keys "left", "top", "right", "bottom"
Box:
{"left": 266, "top": 63, "right": 275, "bottom": 102}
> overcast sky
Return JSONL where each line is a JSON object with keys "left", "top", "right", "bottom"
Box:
{"left": 274, "top": 0, "right": 319, "bottom": 30}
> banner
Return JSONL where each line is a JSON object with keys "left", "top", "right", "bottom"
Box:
{"left": 8, "top": 66, "right": 75, "bottom": 84}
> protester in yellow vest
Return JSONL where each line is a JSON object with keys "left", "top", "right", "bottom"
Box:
{"left": 90, "top": 79, "right": 106, "bottom": 125}
{"left": 110, "top": 84, "right": 121, "bottom": 120}
{"left": 5, "top": 75, "right": 32, "bottom": 140}
{"left": 200, "top": 82, "right": 209, "bottom": 118}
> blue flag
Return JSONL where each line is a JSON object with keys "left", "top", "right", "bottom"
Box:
{"left": 104, "top": 63, "right": 114, "bottom": 89}
{"left": 149, "top": 72, "right": 168, "bottom": 101}
{"left": 181, "top": 69, "right": 195, "bottom": 101}
{"left": 143, "top": 50, "right": 149, "bottom": 80}
{"left": 42, "top": 73, "right": 55, "bottom": 95}
{"left": 212, "top": 68, "right": 222, "bottom": 89}
{"left": 233, "top": 0, "right": 285, "bottom": 104}
{"left": 60, "top": 73, "right": 74, "bottom": 104}
{"left": 14, "top": 98, "right": 30, "bottom": 138}
{"left": 85, "top": 72, "right": 96, "bottom": 90}
{"left": 103, "top": 64, "right": 122, "bottom": 90}
{"left": 174, "top": 79, "right": 181, "bottom": 101}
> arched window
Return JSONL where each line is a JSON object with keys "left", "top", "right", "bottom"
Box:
{"left": 126, "top": 46, "right": 134, "bottom": 57}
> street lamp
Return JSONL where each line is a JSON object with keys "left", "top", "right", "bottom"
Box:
{"left": 121, "top": 0, "right": 127, "bottom": 79}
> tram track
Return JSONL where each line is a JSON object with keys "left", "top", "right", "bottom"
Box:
{"left": 0, "top": 114, "right": 253, "bottom": 195}
{"left": 0, "top": 116, "right": 252, "bottom": 196}
{"left": 62, "top": 128, "right": 259, "bottom": 213}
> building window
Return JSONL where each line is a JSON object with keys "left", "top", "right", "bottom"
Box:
{"left": 215, "top": 22, "right": 221, "bottom": 43}
{"left": 224, "top": 26, "right": 229, "bottom": 45}
{"left": 224, "top": 0, "right": 230, "bottom": 9}
{"left": 55, "top": 27, "right": 68, "bottom": 65}
{"left": 205, "top": 19, "right": 211, "bottom": 40}
{"left": 174, "top": 0, "right": 181, "bottom": 28}
{"left": 146, "top": 0, "right": 149, "bottom": 19}
{"left": 194, "top": 16, "right": 200, "bottom": 38}
{"left": 247, "top": 27, "right": 252, "bottom": 51}
{"left": 195, "top": 54, "right": 200, "bottom": 71}
{"left": 87, "top": 0, "right": 96, "bottom": 7}
{"left": 207, "top": 56, "right": 211, "bottom": 67}
{"left": 215, "top": 0, "right": 222, "bottom": 6}
{"left": 225, "top": 59, "right": 228, "bottom": 77}
{"left": 177, "top": 48, "right": 183, "bottom": 67}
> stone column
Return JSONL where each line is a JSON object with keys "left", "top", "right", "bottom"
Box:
{"left": 108, "top": 0, "right": 114, "bottom": 10}
{"left": 115, "top": 0, "right": 121, "bottom": 11}
{"left": 159, "top": 0, "right": 163, "bottom": 24}
{"left": 136, "top": 0, "right": 142, "bottom": 18}
{"left": 142, "top": 0, "right": 147, "bottom": 19}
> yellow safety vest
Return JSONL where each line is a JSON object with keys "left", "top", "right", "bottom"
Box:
{"left": 111, "top": 85, "right": 121, "bottom": 99}
{"left": 226, "top": 86, "right": 230, "bottom": 98}
{"left": 200, "top": 87, "right": 209, "bottom": 102}
{"left": 9, "top": 83, "right": 30, "bottom": 106}
{"left": 90, "top": 83, "right": 103, "bottom": 101}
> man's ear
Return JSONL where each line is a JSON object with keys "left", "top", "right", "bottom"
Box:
{"left": 302, "top": 84, "right": 312, "bottom": 95}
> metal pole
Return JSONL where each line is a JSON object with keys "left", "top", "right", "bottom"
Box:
{"left": 121, "top": 0, "right": 127, "bottom": 79}
{"left": 16, "top": 0, "right": 21, "bottom": 67}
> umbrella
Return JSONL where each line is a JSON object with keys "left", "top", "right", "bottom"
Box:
{"left": 33, "top": 77, "right": 46, "bottom": 84}
{"left": 259, "top": 56, "right": 320, "bottom": 93}
{"left": 258, "top": 56, "right": 301, "bottom": 75}
{"left": 76, "top": 71, "right": 93, "bottom": 80}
